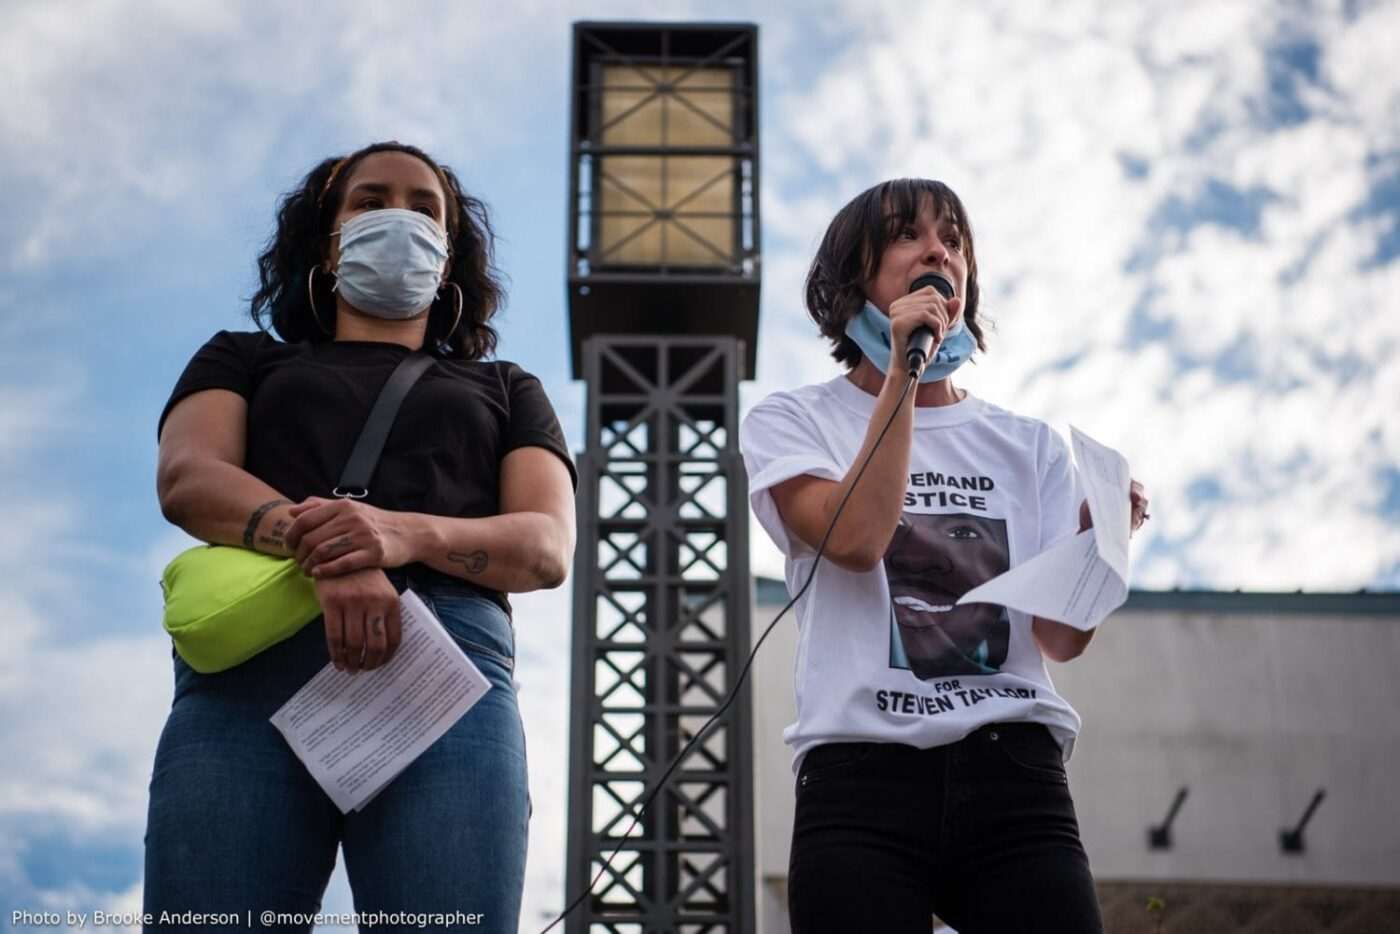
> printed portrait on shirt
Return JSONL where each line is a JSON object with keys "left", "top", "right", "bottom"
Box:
{"left": 885, "top": 512, "right": 1011, "bottom": 679}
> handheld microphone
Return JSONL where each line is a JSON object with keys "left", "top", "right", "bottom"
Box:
{"left": 906, "top": 272, "right": 955, "bottom": 376}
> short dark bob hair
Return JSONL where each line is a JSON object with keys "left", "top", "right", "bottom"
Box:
{"left": 250, "top": 141, "right": 504, "bottom": 360}
{"left": 805, "top": 178, "right": 987, "bottom": 369}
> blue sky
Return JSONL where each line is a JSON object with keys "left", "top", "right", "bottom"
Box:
{"left": 2, "top": 0, "right": 1398, "bottom": 929}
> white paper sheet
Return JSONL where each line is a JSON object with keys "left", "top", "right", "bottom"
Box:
{"left": 955, "top": 426, "right": 1133, "bottom": 631}
{"left": 270, "top": 589, "right": 492, "bottom": 813}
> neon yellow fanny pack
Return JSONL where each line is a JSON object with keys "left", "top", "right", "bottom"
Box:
{"left": 157, "top": 353, "right": 433, "bottom": 674}
{"left": 161, "top": 546, "right": 321, "bottom": 673}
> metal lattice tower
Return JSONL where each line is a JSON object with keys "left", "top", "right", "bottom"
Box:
{"left": 565, "top": 336, "right": 755, "bottom": 933}
{"left": 563, "top": 22, "right": 760, "bottom": 932}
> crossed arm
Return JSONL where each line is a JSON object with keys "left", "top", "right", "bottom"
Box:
{"left": 157, "top": 388, "right": 576, "bottom": 670}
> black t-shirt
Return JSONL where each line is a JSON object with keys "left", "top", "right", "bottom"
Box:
{"left": 158, "top": 330, "right": 578, "bottom": 615}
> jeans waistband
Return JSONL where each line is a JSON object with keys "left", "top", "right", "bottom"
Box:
{"left": 966, "top": 721, "right": 1050, "bottom": 742}
{"left": 384, "top": 564, "right": 503, "bottom": 605}
{"left": 807, "top": 722, "right": 1053, "bottom": 767}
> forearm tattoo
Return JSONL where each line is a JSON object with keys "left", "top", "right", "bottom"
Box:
{"left": 448, "top": 550, "right": 489, "bottom": 576}
{"left": 244, "top": 499, "right": 291, "bottom": 549}
{"left": 257, "top": 519, "right": 289, "bottom": 550}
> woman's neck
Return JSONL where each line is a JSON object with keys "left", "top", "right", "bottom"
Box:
{"left": 846, "top": 357, "right": 965, "bottom": 406}
{"left": 332, "top": 300, "right": 429, "bottom": 350}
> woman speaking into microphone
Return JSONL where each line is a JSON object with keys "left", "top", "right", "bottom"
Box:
{"left": 740, "top": 178, "right": 1148, "bottom": 933}
{"left": 147, "top": 141, "right": 576, "bottom": 931}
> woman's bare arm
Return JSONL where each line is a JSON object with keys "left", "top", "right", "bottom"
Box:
{"left": 769, "top": 375, "right": 917, "bottom": 573}
{"left": 290, "top": 445, "right": 577, "bottom": 594}
{"left": 406, "top": 444, "right": 576, "bottom": 592}
{"left": 156, "top": 389, "right": 298, "bottom": 555}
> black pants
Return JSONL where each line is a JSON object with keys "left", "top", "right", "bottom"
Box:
{"left": 788, "top": 723, "right": 1104, "bottom": 934}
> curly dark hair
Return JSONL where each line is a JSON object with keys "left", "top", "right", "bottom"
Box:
{"left": 250, "top": 141, "right": 504, "bottom": 360}
{"left": 805, "top": 178, "right": 988, "bottom": 369}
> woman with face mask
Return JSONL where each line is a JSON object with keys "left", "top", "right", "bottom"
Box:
{"left": 147, "top": 142, "right": 576, "bottom": 930}
{"left": 740, "top": 179, "right": 1150, "bottom": 933}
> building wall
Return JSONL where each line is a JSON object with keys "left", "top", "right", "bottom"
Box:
{"left": 747, "top": 586, "right": 1400, "bottom": 934}
{"left": 749, "top": 582, "right": 801, "bottom": 934}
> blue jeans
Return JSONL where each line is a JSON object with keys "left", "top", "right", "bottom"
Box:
{"left": 788, "top": 723, "right": 1103, "bottom": 934}
{"left": 143, "top": 581, "right": 528, "bottom": 933}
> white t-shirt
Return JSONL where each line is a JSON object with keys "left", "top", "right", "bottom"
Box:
{"left": 740, "top": 374, "right": 1084, "bottom": 773}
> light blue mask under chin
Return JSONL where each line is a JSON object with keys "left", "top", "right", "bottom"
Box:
{"left": 844, "top": 301, "right": 975, "bottom": 383}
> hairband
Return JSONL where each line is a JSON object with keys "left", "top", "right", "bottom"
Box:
{"left": 315, "top": 152, "right": 455, "bottom": 235}
{"left": 318, "top": 158, "right": 349, "bottom": 206}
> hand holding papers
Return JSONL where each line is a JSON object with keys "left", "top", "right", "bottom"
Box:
{"left": 956, "top": 427, "right": 1133, "bottom": 631}
{"left": 270, "top": 590, "right": 491, "bottom": 813}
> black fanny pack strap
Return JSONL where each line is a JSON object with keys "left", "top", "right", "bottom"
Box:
{"left": 333, "top": 353, "right": 435, "bottom": 499}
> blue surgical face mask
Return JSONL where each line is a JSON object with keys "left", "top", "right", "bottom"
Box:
{"left": 844, "top": 300, "right": 975, "bottom": 383}
{"left": 334, "top": 208, "right": 449, "bottom": 319}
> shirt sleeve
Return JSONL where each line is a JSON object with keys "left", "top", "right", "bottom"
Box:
{"left": 1037, "top": 424, "right": 1081, "bottom": 552}
{"left": 504, "top": 366, "right": 579, "bottom": 490}
{"left": 739, "top": 391, "right": 845, "bottom": 558}
{"left": 157, "top": 330, "right": 265, "bottom": 440}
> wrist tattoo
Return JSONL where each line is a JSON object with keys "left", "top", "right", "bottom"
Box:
{"left": 448, "top": 550, "right": 488, "bottom": 576}
{"left": 244, "top": 500, "right": 291, "bottom": 549}
{"left": 257, "top": 519, "right": 289, "bottom": 550}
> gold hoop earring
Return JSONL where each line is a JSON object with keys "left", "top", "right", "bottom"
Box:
{"left": 439, "top": 282, "right": 464, "bottom": 347}
{"left": 307, "top": 267, "right": 333, "bottom": 336}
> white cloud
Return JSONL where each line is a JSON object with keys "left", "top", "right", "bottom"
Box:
{"left": 0, "top": 624, "right": 168, "bottom": 909}
{"left": 0, "top": 575, "right": 168, "bottom": 835}
{"left": 30, "top": 880, "right": 145, "bottom": 926}
{"left": 0, "top": 379, "right": 83, "bottom": 469}
{"left": 0, "top": 0, "right": 684, "bottom": 273}
{"left": 0, "top": 567, "right": 578, "bottom": 927}
{"left": 754, "top": 0, "right": 1400, "bottom": 591}
{"left": 511, "top": 583, "right": 576, "bottom": 929}
{"left": 3, "top": 0, "right": 1400, "bottom": 924}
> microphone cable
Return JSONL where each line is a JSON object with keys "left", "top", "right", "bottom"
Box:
{"left": 542, "top": 368, "right": 921, "bottom": 933}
